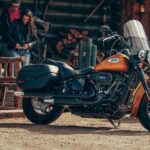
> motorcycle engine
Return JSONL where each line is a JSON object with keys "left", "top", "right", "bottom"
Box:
{"left": 70, "top": 72, "right": 129, "bottom": 119}
{"left": 89, "top": 72, "right": 127, "bottom": 104}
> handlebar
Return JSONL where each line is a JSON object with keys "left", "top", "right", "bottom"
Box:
{"left": 28, "top": 41, "right": 37, "bottom": 49}
{"left": 98, "top": 33, "right": 119, "bottom": 42}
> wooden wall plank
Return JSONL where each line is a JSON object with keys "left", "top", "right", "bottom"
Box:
{"left": 0, "top": 0, "right": 122, "bottom": 41}
{"left": 121, "top": 0, "right": 150, "bottom": 39}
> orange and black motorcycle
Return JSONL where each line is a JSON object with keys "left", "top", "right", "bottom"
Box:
{"left": 16, "top": 20, "right": 150, "bottom": 131}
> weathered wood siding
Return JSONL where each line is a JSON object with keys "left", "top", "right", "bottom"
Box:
{"left": 0, "top": 0, "right": 149, "bottom": 38}
{"left": 0, "top": 0, "right": 121, "bottom": 41}
{"left": 122, "top": 0, "right": 150, "bottom": 38}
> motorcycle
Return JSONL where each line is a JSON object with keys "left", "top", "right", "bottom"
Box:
{"left": 15, "top": 20, "right": 150, "bottom": 131}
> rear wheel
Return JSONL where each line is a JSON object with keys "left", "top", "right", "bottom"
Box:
{"left": 137, "top": 95, "right": 150, "bottom": 131}
{"left": 22, "top": 97, "right": 64, "bottom": 125}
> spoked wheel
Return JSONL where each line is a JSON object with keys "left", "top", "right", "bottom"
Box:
{"left": 138, "top": 95, "right": 150, "bottom": 131}
{"left": 22, "top": 97, "right": 64, "bottom": 125}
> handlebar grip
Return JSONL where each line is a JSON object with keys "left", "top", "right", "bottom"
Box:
{"left": 98, "top": 34, "right": 118, "bottom": 42}
{"left": 28, "top": 41, "right": 37, "bottom": 48}
{"left": 103, "top": 35, "right": 116, "bottom": 42}
{"left": 98, "top": 37, "right": 105, "bottom": 41}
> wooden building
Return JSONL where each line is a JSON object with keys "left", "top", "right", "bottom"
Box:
{"left": 0, "top": 0, "right": 150, "bottom": 40}
{"left": 122, "top": 0, "right": 150, "bottom": 38}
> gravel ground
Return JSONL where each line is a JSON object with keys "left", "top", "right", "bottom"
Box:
{"left": 0, "top": 113, "right": 150, "bottom": 150}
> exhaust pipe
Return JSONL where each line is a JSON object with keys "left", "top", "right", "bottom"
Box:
{"left": 14, "top": 90, "right": 97, "bottom": 105}
{"left": 15, "top": 90, "right": 95, "bottom": 99}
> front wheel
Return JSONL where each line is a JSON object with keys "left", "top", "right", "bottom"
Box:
{"left": 138, "top": 95, "right": 150, "bottom": 131}
{"left": 22, "top": 97, "right": 64, "bottom": 125}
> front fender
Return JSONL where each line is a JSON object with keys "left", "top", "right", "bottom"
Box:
{"left": 131, "top": 79, "right": 150, "bottom": 117}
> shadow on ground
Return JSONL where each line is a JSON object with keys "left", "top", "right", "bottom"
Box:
{"left": 0, "top": 123, "right": 149, "bottom": 136}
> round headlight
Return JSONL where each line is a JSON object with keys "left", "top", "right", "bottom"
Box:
{"left": 138, "top": 50, "right": 147, "bottom": 61}
{"left": 147, "top": 51, "right": 150, "bottom": 64}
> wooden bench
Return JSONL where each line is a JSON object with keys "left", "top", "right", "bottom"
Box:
{"left": 0, "top": 57, "right": 25, "bottom": 107}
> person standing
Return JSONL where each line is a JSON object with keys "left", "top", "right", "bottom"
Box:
{"left": 6, "top": 10, "right": 37, "bottom": 66}
{"left": 0, "top": 0, "right": 23, "bottom": 56}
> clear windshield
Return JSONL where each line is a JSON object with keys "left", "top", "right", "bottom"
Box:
{"left": 123, "top": 20, "right": 150, "bottom": 55}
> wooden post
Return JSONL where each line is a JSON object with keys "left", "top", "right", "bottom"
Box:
{"left": 78, "top": 40, "right": 84, "bottom": 69}
{"left": 139, "top": 0, "right": 150, "bottom": 38}
{"left": 91, "top": 45, "right": 97, "bottom": 66}
{"left": 0, "top": 63, "right": 2, "bottom": 77}
{"left": 0, "top": 86, "right": 7, "bottom": 106}
{"left": 0, "top": 57, "right": 24, "bottom": 107}
{"left": 86, "top": 38, "right": 92, "bottom": 68}
{"left": 14, "top": 61, "right": 22, "bottom": 108}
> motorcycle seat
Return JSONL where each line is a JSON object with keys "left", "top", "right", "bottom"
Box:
{"left": 43, "top": 59, "right": 92, "bottom": 79}
{"left": 78, "top": 67, "right": 93, "bottom": 75}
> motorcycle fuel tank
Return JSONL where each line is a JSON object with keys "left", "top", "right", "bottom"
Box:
{"left": 93, "top": 54, "right": 130, "bottom": 72}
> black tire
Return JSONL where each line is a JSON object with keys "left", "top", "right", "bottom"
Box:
{"left": 138, "top": 95, "right": 150, "bottom": 131}
{"left": 22, "top": 97, "right": 64, "bottom": 125}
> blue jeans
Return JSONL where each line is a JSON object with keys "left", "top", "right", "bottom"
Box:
{"left": 10, "top": 50, "right": 30, "bottom": 67}
{"left": 9, "top": 50, "right": 30, "bottom": 76}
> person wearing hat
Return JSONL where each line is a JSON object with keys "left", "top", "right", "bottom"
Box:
{"left": 0, "top": 0, "right": 23, "bottom": 56}
{"left": 1, "top": 0, "right": 22, "bottom": 37}
{"left": 5, "top": 10, "right": 37, "bottom": 66}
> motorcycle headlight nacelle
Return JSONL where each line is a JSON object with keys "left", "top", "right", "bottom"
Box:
{"left": 138, "top": 50, "right": 147, "bottom": 61}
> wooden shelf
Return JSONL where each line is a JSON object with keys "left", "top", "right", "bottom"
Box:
{"left": 0, "top": 108, "right": 24, "bottom": 119}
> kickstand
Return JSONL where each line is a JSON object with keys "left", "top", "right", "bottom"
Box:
{"left": 107, "top": 117, "right": 121, "bottom": 129}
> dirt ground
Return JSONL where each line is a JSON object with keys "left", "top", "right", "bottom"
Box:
{"left": 0, "top": 113, "right": 150, "bottom": 150}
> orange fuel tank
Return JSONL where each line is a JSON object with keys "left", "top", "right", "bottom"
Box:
{"left": 93, "top": 54, "right": 130, "bottom": 72}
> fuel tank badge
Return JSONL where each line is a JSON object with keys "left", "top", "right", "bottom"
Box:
{"left": 108, "top": 58, "right": 120, "bottom": 63}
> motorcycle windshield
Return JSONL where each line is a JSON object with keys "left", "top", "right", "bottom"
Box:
{"left": 123, "top": 20, "right": 150, "bottom": 55}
